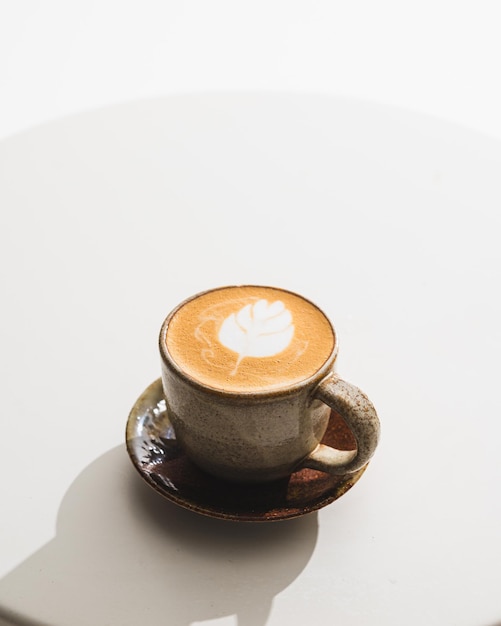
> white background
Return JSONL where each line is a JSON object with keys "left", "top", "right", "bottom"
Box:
{"left": 1, "top": 0, "right": 501, "bottom": 142}
{"left": 1, "top": 4, "right": 501, "bottom": 626}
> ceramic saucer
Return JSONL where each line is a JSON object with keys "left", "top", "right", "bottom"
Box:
{"left": 126, "top": 379, "right": 368, "bottom": 522}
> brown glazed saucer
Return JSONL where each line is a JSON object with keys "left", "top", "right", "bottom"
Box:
{"left": 125, "top": 379, "right": 367, "bottom": 522}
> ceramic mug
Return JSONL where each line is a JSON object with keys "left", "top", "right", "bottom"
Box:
{"left": 159, "top": 285, "right": 380, "bottom": 483}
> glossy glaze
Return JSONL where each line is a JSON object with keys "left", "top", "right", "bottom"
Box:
{"left": 126, "top": 379, "right": 367, "bottom": 522}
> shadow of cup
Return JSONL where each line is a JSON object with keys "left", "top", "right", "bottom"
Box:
{"left": 0, "top": 445, "right": 319, "bottom": 626}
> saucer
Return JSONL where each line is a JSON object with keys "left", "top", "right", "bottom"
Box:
{"left": 126, "top": 379, "right": 368, "bottom": 522}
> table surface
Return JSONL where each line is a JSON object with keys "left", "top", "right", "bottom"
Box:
{"left": 0, "top": 92, "right": 500, "bottom": 626}
{"left": 4, "top": 9, "right": 501, "bottom": 625}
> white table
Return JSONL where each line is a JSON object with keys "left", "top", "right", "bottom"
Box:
{"left": 0, "top": 93, "right": 500, "bottom": 625}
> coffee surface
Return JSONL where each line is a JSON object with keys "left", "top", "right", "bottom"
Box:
{"left": 164, "top": 286, "right": 335, "bottom": 392}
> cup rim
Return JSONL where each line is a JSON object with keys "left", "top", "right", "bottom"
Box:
{"left": 159, "top": 285, "right": 339, "bottom": 399}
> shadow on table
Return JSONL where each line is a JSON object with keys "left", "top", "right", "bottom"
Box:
{"left": 0, "top": 445, "right": 319, "bottom": 626}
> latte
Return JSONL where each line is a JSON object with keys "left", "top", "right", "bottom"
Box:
{"left": 162, "top": 286, "right": 336, "bottom": 393}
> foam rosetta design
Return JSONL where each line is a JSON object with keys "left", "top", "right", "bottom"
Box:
{"left": 218, "top": 299, "right": 294, "bottom": 375}
{"left": 164, "top": 286, "right": 335, "bottom": 392}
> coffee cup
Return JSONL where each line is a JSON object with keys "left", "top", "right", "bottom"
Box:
{"left": 159, "top": 285, "right": 380, "bottom": 483}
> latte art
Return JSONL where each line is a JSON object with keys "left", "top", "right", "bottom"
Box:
{"left": 218, "top": 299, "right": 295, "bottom": 375}
{"left": 163, "top": 286, "right": 335, "bottom": 392}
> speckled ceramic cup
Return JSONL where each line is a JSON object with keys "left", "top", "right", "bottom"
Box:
{"left": 159, "top": 286, "right": 380, "bottom": 483}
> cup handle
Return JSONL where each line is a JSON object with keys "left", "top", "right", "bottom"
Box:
{"left": 299, "top": 373, "right": 380, "bottom": 475}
